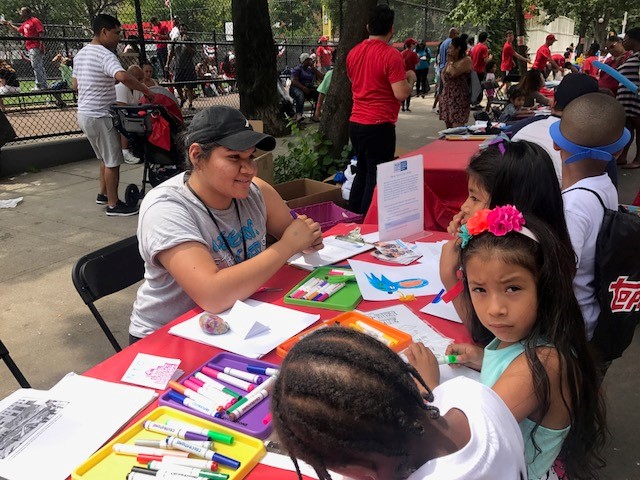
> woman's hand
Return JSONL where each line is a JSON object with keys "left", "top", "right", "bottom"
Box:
{"left": 445, "top": 343, "right": 484, "bottom": 371}
{"left": 280, "top": 214, "right": 323, "bottom": 255}
{"left": 406, "top": 342, "right": 440, "bottom": 390}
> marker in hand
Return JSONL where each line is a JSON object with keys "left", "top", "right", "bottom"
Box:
{"left": 436, "top": 354, "right": 458, "bottom": 365}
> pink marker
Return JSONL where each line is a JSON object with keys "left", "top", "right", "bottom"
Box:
{"left": 183, "top": 379, "right": 235, "bottom": 406}
{"left": 201, "top": 366, "right": 255, "bottom": 392}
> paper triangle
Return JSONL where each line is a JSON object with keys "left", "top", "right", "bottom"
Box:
{"left": 226, "top": 300, "right": 271, "bottom": 339}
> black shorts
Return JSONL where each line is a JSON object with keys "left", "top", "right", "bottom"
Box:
{"left": 174, "top": 67, "right": 197, "bottom": 88}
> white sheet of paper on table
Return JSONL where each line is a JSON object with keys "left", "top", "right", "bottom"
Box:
{"left": 414, "top": 240, "right": 447, "bottom": 265}
{"left": 348, "top": 259, "right": 442, "bottom": 301}
{"left": 121, "top": 353, "right": 181, "bottom": 390}
{"left": 226, "top": 300, "right": 271, "bottom": 339}
{"left": 168, "top": 299, "right": 320, "bottom": 358}
{"left": 420, "top": 298, "right": 464, "bottom": 323}
{"left": 287, "top": 232, "right": 379, "bottom": 270}
{"left": 0, "top": 374, "right": 156, "bottom": 480}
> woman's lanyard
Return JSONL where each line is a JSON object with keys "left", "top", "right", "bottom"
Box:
{"left": 186, "top": 180, "right": 247, "bottom": 266}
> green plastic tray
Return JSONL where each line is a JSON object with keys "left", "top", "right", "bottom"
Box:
{"left": 283, "top": 267, "right": 362, "bottom": 311}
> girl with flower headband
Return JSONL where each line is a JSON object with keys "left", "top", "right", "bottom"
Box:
{"left": 441, "top": 139, "right": 572, "bottom": 343}
{"left": 420, "top": 205, "right": 605, "bottom": 480}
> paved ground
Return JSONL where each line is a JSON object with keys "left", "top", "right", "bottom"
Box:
{"left": 1, "top": 94, "right": 639, "bottom": 478}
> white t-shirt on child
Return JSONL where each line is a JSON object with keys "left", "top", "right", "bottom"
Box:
{"left": 562, "top": 173, "right": 618, "bottom": 340}
{"left": 407, "top": 377, "right": 527, "bottom": 480}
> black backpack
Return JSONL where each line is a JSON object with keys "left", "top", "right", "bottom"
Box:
{"left": 567, "top": 187, "right": 640, "bottom": 361}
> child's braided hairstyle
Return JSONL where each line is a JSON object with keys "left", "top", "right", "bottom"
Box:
{"left": 271, "top": 327, "right": 439, "bottom": 480}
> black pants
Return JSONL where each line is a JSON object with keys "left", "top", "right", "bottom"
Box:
{"left": 348, "top": 122, "right": 396, "bottom": 215}
{"left": 416, "top": 69, "right": 429, "bottom": 95}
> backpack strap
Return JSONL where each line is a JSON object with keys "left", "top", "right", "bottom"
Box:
{"left": 563, "top": 186, "right": 606, "bottom": 210}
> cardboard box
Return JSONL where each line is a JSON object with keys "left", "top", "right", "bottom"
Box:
{"left": 273, "top": 179, "right": 342, "bottom": 209}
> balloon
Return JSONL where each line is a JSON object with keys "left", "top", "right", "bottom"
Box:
{"left": 594, "top": 60, "right": 639, "bottom": 94}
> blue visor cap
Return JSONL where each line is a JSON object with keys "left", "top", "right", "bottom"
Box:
{"left": 549, "top": 121, "right": 631, "bottom": 164}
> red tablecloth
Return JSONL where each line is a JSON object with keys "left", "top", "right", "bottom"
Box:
{"left": 82, "top": 224, "right": 470, "bottom": 479}
{"left": 364, "top": 139, "right": 482, "bottom": 231}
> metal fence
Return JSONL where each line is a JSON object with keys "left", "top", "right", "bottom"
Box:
{"left": 388, "top": 0, "right": 456, "bottom": 45}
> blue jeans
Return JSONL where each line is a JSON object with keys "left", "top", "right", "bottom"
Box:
{"left": 289, "top": 85, "right": 318, "bottom": 115}
{"left": 28, "top": 48, "right": 48, "bottom": 89}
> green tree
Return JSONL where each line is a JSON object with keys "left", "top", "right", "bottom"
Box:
{"left": 268, "top": 0, "right": 323, "bottom": 39}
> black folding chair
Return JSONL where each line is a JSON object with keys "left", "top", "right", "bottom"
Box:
{"left": 72, "top": 235, "right": 144, "bottom": 352}
{"left": 0, "top": 338, "right": 30, "bottom": 388}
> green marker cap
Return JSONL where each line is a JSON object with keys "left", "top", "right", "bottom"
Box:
{"left": 207, "top": 429, "right": 234, "bottom": 445}
{"left": 446, "top": 354, "right": 458, "bottom": 364}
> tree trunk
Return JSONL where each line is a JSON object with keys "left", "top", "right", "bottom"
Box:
{"left": 592, "top": 13, "right": 609, "bottom": 49}
{"left": 575, "top": 19, "right": 588, "bottom": 57}
{"left": 319, "top": 0, "right": 377, "bottom": 158}
{"left": 513, "top": 0, "right": 527, "bottom": 74}
{"left": 232, "top": 0, "right": 287, "bottom": 136}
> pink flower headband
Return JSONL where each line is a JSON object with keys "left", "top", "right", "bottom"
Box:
{"left": 458, "top": 205, "right": 538, "bottom": 248}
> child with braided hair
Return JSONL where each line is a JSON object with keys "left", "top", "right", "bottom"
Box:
{"left": 271, "top": 327, "right": 527, "bottom": 480}
{"left": 421, "top": 206, "right": 606, "bottom": 480}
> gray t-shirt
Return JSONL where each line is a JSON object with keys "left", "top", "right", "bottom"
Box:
{"left": 130, "top": 172, "right": 267, "bottom": 338}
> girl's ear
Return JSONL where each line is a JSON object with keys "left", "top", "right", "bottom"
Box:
{"left": 188, "top": 143, "right": 202, "bottom": 169}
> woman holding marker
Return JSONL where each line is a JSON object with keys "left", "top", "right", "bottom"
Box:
{"left": 129, "top": 106, "right": 324, "bottom": 342}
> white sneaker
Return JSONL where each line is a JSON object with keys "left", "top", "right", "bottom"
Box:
{"left": 122, "top": 150, "right": 142, "bottom": 165}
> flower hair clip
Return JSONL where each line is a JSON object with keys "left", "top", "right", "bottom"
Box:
{"left": 458, "top": 205, "right": 538, "bottom": 248}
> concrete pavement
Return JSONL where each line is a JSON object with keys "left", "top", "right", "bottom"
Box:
{"left": 0, "top": 95, "right": 638, "bottom": 478}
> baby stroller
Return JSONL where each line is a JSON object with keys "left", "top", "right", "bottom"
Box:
{"left": 112, "top": 91, "right": 185, "bottom": 207}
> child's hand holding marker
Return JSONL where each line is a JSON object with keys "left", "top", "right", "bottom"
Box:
{"left": 445, "top": 343, "right": 484, "bottom": 371}
{"left": 405, "top": 342, "right": 441, "bottom": 391}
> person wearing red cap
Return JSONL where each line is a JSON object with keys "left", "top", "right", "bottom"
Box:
{"left": 316, "top": 35, "right": 333, "bottom": 73}
{"left": 401, "top": 38, "right": 419, "bottom": 112}
{"left": 532, "top": 34, "right": 560, "bottom": 75}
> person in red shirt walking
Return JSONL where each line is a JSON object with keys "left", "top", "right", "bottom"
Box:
{"left": 316, "top": 35, "right": 333, "bottom": 73}
{"left": 346, "top": 4, "right": 411, "bottom": 215}
{"left": 1, "top": 7, "right": 48, "bottom": 89}
{"left": 401, "top": 38, "right": 419, "bottom": 112}
{"left": 532, "top": 34, "right": 560, "bottom": 78}
{"left": 149, "top": 17, "right": 170, "bottom": 80}
{"left": 501, "top": 31, "right": 529, "bottom": 75}
{"left": 470, "top": 31, "right": 491, "bottom": 105}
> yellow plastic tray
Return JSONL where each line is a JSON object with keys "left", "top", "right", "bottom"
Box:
{"left": 72, "top": 406, "right": 266, "bottom": 480}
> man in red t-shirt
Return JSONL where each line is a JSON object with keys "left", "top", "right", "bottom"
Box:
{"left": 316, "top": 35, "right": 333, "bottom": 73}
{"left": 400, "top": 38, "right": 419, "bottom": 112}
{"left": 1, "top": 7, "right": 47, "bottom": 89}
{"left": 150, "top": 17, "right": 170, "bottom": 80}
{"left": 346, "top": 4, "right": 411, "bottom": 214}
{"left": 471, "top": 31, "right": 491, "bottom": 81}
{"left": 501, "top": 30, "right": 529, "bottom": 75}
{"left": 532, "top": 34, "right": 560, "bottom": 75}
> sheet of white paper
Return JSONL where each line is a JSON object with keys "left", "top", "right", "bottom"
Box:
{"left": 414, "top": 240, "right": 447, "bottom": 265}
{"left": 363, "top": 304, "right": 453, "bottom": 357}
{"left": 121, "top": 353, "right": 181, "bottom": 390}
{"left": 168, "top": 300, "right": 320, "bottom": 358}
{"left": 420, "top": 298, "right": 463, "bottom": 323}
{"left": 0, "top": 197, "right": 23, "bottom": 209}
{"left": 439, "top": 364, "right": 481, "bottom": 383}
{"left": 0, "top": 374, "right": 156, "bottom": 480}
{"left": 377, "top": 155, "right": 424, "bottom": 241}
{"left": 260, "top": 452, "right": 345, "bottom": 480}
{"left": 348, "top": 259, "right": 441, "bottom": 301}
{"left": 227, "top": 300, "right": 271, "bottom": 339}
{"left": 288, "top": 233, "right": 379, "bottom": 270}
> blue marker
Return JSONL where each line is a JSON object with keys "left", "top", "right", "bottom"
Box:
{"left": 246, "top": 365, "right": 280, "bottom": 376}
{"left": 290, "top": 210, "right": 298, "bottom": 219}
{"left": 432, "top": 288, "right": 446, "bottom": 304}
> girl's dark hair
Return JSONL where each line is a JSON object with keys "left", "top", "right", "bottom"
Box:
{"left": 587, "top": 42, "right": 600, "bottom": 56}
{"left": 467, "top": 145, "right": 502, "bottom": 197}
{"left": 518, "top": 69, "right": 544, "bottom": 94}
{"left": 451, "top": 35, "right": 468, "bottom": 58}
{"left": 178, "top": 130, "right": 219, "bottom": 172}
{"left": 271, "top": 327, "right": 438, "bottom": 480}
{"left": 508, "top": 86, "right": 525, "bottom": 101}
{"left": 625, "top": 27, "right": 640, "bottom": 42}
{"left": 460, "top": 216, "right": 606, "bottom": 479}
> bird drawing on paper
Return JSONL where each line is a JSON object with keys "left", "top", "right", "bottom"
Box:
{"left": 365, "top": 273, "right": 429, "bottom": 294}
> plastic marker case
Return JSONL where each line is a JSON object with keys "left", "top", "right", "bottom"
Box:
{"left": 72, "top": 406, "right": 265, "bottom": 480}
{"left": 283, "top": 266, "right": 362, "bottom": 311}
{"left": 159, "top": 352, "right": 278, "bottom": 439}
{"left": 276, "top": 311, "right": 412, "bottom": 358}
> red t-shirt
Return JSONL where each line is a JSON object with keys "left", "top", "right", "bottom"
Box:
{"left": 533, "top": 44, "right": 550, "bottom": 71}
{"left": 501, "top": 41, "right": 515, "bottom": 71}
{"left": 153, "top": 24, "right": 169, "bottom": 50}
{"left": 18, "top": 16, "right": 44, "bottom": 51}
{"left": 347, "top": 39, "right": 407, "bottom": 125}
{"left": 598, "top": 51, "right": 632, "bottom": 94}
{"left": 471, "top": 42, "right": 489, "bottom": 73}
{"left": 401, "top": 49, "right": 420, "bottom": 72}
{"left": 581, "top": 56, "right": 600, "bottom": 78}
{"left": 316, "top": 45, "right": 333, "bottom": 67}
{"left": 551, "top": 53, "right": 565, "bottom": 67}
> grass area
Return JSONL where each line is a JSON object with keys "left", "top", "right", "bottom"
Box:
{"left": 1, "top": 79, "right": 76, "bottom": 107}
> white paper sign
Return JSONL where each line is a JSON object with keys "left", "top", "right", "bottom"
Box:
{"left": 420, "top": 298, "right": 463, "bottom": 323}
{"left": 377, "top": 154, "right": 424, "bottom": 241}
{"left": 227, "top": 300, "right": 271, "bottom": 338}
{"left": 348, "top": 259, "right": 441, "bottom": 301}
{"left": 121, "top": 353, "right": 181, "bottom": 390}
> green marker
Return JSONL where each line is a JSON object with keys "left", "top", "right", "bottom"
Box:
{"left": 437, "top": 354, "right": 458, "bottom": 365}
{"left": 225, "top": 396, "right": 249, "bottom": 414}
{"left": 164, "top": 419, "right": 234, "bottom": 445}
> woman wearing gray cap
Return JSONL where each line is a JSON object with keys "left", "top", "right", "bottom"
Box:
{"left": 128, "top": 106, "right": 323, "bottom": 342}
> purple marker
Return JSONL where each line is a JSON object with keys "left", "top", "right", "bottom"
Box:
{"left": 290, "top": 210, "right": 298, "bottom": 219}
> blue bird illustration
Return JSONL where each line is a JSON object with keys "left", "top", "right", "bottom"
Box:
{"left": 365, "top": 273, "right": 429, "bottom": 294}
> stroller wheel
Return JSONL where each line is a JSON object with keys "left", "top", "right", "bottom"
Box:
{"left": 125, "top": 184, "right": 140, "bottom": 207}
